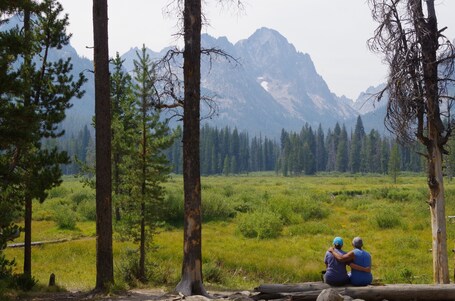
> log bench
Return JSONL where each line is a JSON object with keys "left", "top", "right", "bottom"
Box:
{"left": 253, "top": 282, "right": 455, "bottom": 301}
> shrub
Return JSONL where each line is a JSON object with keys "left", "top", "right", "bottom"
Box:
{"left": 267, "top": 197, "right": 303, "bottom": 225}
{"left": 77, "top": 200, "right": 96, "bottom": 221}
{"left": 374, "top": 210, "right": 401, "bottom": 229}
{"left": 147, "top": 259, "right": 179, "bottom": 286}
{"left": 71, "top": 191, "right": 91, "bottom": 205}
{"left": 237, "top": 210, "right": 283, "bottom": 239}
{"left": 13, "top": 273, "right": 37, "bottom": 291}
{"left": 301, "top": 203, "right": 329, "bottom": 221}
{"left": 47, "top": 186, "right": 69, "bottom": 199}
{"left": 162, "top": 190, "right": 184, "bottom": 224}
{"left": 54, "top": 205, "right": 78, "bottom": 229}
{"left": 222, "top": 185, "right": 235, "bottom": 197}
{"left": 202, "top": 192, "right": 236, "bottom": 221}
{"left": 116, "top": 248, "right": 140, "bottom": 287}
{"left": 232, "top": 192, "right": 258, "bottom": 213}
{"left": 203, "top": 260, "right": 224, "bottom": 284}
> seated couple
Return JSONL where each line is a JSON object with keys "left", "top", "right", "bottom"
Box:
{"left": 323, "top": 236, "right": 372, "bottom": 286}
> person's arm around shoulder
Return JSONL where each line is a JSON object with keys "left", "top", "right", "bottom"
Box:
{"left": 328, "top": 247, "right": 355, "bottom": 262}
{"left": 349, "top": 263, "right": 371, "bottom": 273}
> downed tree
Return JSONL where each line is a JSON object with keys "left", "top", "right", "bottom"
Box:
{"left": 7, "top": 238, "right": 69, "bottom": 248}
{"left": 254, "top": 283, "right": 455, "bottom": 301}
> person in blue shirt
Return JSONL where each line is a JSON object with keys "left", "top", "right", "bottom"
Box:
{"left": 323, "top": 237, "right": 350, "bottom": 285}
{"left": 329, "top": 236, "right": 373, "bottom": 286}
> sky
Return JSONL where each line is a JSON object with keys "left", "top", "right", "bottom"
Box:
{"left": 57, "top": 0, "right": 455, "bottom": 101}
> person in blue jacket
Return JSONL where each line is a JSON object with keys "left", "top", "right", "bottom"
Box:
{"left": 328, "top": 236, "right": 373, "bottom": 286}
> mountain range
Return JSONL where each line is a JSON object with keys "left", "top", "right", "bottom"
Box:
{"left": 119, "top": 27, "right": 388, "bottom": 138}
{"left": 2, "top": 17, "right": 388, "bottom": 138}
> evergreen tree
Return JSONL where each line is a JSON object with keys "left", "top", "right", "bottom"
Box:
{"left": 1, "top": 0, "right": 86, "bottom": 278}
{"left": 335, "top": 125, "right": 349, "bottom": 172}
{"left": 110, "top": 53, "right": 136, "bottom": 221}
{"left": 350, "top": 116, "right": 365, "bottom": 173}
{"left": 388, "top": 142, "right": 400, "bottom": 183}
{"left": 315, "top": 124, "right": 326, "bottom": 172}
{"left": 117, "top": 45, "right": 174, "bottom": 281}
{"left": 223, "top": 155, "right": 230, "bottom": 176}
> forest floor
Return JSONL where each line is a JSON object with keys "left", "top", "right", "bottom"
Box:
{"left": 14, "top": 288, "right": 254, "bottom": 301}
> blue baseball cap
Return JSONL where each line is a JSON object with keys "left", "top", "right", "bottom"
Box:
{"left": 333, "top": 237, "right": 343, "bottom": 247}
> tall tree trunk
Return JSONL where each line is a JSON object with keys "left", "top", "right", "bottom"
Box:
{"left": 139, "top": 201, "right": 146, "bottom": 281}
{"left": 176, "top": 0, "right": 206, "bottom": 296}
{"left": 93, "top": 0, "right": 113, "bottom": 291}
{"left": 22, "top": 4, "right": 32, "bottom": 279}
{"left": 417, "top": 0, "right": 449, "bottom": 283}
{"left": 23, "top": 196, "right": 32, "bottom": 276}
{"left": 139, "top": 116, "right": 147, "bottom": 281}
{"left": 428, "top": 143, "right": 449, "bottom": 283}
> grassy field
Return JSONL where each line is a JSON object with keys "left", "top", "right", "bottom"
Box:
{"left": 4, "top": 173, "right": 455, "bottom": 291}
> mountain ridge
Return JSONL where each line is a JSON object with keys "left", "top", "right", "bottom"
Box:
{"left": 1, "top": 18, "right": 388, "bottom": 137}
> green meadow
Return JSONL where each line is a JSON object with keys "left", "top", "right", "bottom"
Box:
{"left": 4, "top": 173, "right": 455, "bottom": 291}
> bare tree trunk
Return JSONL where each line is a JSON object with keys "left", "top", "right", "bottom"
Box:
{"left": 417, "top": 0, "right": 449, "bottom": 283}
{"left": 93, "top": 0, "right": 113, "bottom": 291}
{"left": 175, "top": 0, "right": 206, "bottom": 296}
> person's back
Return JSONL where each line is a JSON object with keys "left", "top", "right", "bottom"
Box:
{"left": 350, "top": 248, "right": 372, "bottom": 286}
{"left": 324, "top": 237, "right": 349, "bottom": 286}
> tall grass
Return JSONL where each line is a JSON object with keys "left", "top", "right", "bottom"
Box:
{"left": 4, "top": 173, "right": 455, "bottom": 291}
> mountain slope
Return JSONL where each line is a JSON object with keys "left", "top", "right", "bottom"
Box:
{"left": 197, "top": 28, "right": 359, "bottom": 136}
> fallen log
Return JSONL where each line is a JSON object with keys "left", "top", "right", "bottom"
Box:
{"left": 342, "top": 285, "right": 455, "bottom": 301}
{"left": 255, "top": 283, "right": 455, "bottom": 301}
{"left": 254, "top": 283, "right": 331, "bottom": 293}
{"left": 7, "top": 238, "right": 69, "bottom": 248}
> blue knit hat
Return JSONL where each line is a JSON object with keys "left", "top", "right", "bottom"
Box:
{"left": 333, "top": 237, "right": 343, "bottom": 247}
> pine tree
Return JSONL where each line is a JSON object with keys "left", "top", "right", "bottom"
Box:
{"left": 335, "top": 125, "right": 349, "bottom": 172}
{"left": 117, "top": 45, "right": 174, "bottom": 281}
{"left": 1, "top": 0, "right": 86, "bottom": 278}
{"left": 388, "top": 142, "right": 400, "bottom": 183}
{"left": 110, "top": 53, "right": 136, "bottom": 221}
{"left": 350, "top": 116, "right": 365, "bottom": 173}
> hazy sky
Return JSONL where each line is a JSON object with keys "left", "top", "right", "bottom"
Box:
{"left": 58, "top": 0, "right": 455, "bottom": 100}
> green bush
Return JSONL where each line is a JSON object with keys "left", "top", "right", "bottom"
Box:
{"left": 162, "top": 190, "right": 184, "bottom": 224}
{"left": 237, "top": 210, "right": 283, "bottom": 239}
{"left": 374, "top": 210, "right": 401, "bottom": 229}
{"left": 203, "top": 260, "right": 224, "bottom": 284}
{"left": 47, "top": 186, "right": 69, "bottom": 199}
{"left": 13, "top": 273, "right": 37, "bottom": 291}
{"left": 77, "top": 200, "right": 96, "bottom": 221}
{"left": 301, "top": 203, "right": 329, "bottom": 221}
{"left": 71, "top": 191, "right": 91, "bottom": 205}
{"left": 202, "top": 192, "right": 236, "bottom": 221}
{"left": 54, "top": 205, "right": 78, "bottom": 229}
{"left": 267, "top": 197, "right": 303, "bottom": 225}
{"left": 232, "top": 192, "right": 258, "bottom": 213}
{"left": 222, "top": 185, "right": 235, "bottom": 197}
{"left": 116, "top": 248, "right": 141, "bottom": 287}
{"left": 147, "top": 259, "right": 179, "bottom": 286}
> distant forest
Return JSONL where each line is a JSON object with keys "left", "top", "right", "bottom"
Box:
{"left": 51, "top": 114, "right": 455, "bottom": 177}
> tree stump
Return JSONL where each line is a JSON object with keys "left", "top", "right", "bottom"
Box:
{"left": 48, "top": 273, "right": 55, "bottom": 286}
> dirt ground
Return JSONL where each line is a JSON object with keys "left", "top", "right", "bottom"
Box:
{"left": 12, "top": 289, "right": 256, "bottom": 301}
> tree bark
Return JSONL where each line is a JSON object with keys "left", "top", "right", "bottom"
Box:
{"left": 93, "top": 0, "right": 113, "bottom": 291}
{"left": 255, "top": 283, "right": 455, "bottom": 301}
{"left": 22, "top": 5, "right": 32, "bottom": 279}
{"left": 23, "top": 196, "right": 32, "bottom": 276}
{"left": 175, "top": 0, "right": 206, "bottom": 296}
{"left": 416, "top": 0, "right": 449, "bottom": 283}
